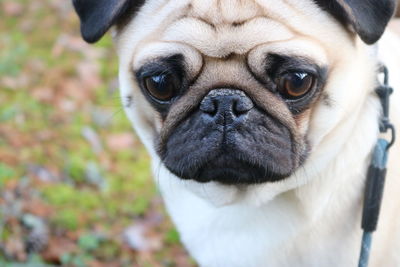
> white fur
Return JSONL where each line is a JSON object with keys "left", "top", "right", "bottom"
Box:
{"left": 114, "top": 0, "right": 400, "bottom": 265}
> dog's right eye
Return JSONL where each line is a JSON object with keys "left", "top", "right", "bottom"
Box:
{"left": 143, "top": 74, "right": 177, "bottom": 102}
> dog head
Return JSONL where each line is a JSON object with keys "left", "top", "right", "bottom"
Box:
{"left": 73, "top": 0, "right": 395, "bottom": 197}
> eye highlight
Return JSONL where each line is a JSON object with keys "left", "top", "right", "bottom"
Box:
{"left": 277, "top": 72, "right": 316, "bottom": 100}
{"left": 143, "top": 73, "right": 178, "bottom": 102}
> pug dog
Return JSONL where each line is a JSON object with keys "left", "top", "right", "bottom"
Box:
{"left": 72, "top": 0, "right": 400, "bottom": 266}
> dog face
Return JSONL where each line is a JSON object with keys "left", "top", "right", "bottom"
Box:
{"left": 73, "top": 0, "right": 395, "bottom": 188}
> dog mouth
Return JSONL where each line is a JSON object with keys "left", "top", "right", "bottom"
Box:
{"left": 161, "top": 127, "right": 296, "bottom": 185}
{"left": 188, "top": 149, "right": 290, "bottom": 184}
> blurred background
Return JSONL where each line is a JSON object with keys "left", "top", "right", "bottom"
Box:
{"left": 0, "top": 1, "right": 399, "bottom": 267}
{"left": 0, "top": 1, "right": 194, "bottom": 266}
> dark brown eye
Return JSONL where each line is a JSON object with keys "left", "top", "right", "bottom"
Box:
{"left": 277, "top": 72, "right": 315, "bottom": 99}
{"left": 144, "top": 74, "right": 177, "bottom": 102}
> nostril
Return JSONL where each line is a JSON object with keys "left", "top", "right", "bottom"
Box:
{"left": 200, "top": 97, "right": 218, "bottom": 116}
{"left": 233, "top": 97, "right": 254, "bottom": 116}
{"left": 232, "top": 100, "right": 241, "bottom": 116}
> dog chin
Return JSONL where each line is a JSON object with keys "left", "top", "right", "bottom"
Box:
{"left": 157, "top": 158, "right": 311, "bottom": 208}
{"left": 164, "top": 152, "right": 291, "bottom": 185}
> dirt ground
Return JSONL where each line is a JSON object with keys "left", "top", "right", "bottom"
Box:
{"left": 0, "top": 1, "right": 195, "bottom": 266}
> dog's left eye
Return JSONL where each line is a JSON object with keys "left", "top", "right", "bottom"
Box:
{"left": 143, "top": 74, "right": 178, "bottom": 102}
{"left": 277, "top": 72, "right": 315, "bottom": 99}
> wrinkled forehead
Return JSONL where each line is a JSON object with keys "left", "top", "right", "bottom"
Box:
{"left": 116, "top": 0, "right": 353, "bottom": 69}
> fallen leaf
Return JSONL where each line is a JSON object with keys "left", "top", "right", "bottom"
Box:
{"left": 123, "top": 222, "right": 162, "bottom": 252}
{"left": 82, "top": 126, "right": 103, "bottom": 154}
{"left": 4, "top": 237, "right": 26, "bottom": 262}
{"left": 2, "top": 2, "right": 23, "bottom": 16}
{"left": 41, "top": 237, "right": 77, "bottom": 264}
{"left": 23, "top": 199, "right": 53, "bottom": 217}
{"left": 31, "top": 87, "right": 55, "bottom": 103}
{"left": 106, "top": 133, "right": 135, "bottom": 151}
{"left": 88, "top": 260, "right": 120, "bottom": 267}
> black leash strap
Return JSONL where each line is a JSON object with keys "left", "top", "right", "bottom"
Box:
{"left": 358, "top": 65, "right": 396, "bottom": 267}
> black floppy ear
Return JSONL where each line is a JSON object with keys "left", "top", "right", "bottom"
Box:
{"left": 72, "top": 0, "right": 145, "bottom": 43}
{"left": 317, "top": 0, "right": 396, "bottom": 44}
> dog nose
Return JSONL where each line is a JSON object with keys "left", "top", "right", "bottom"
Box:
{"left": 200, "top": 89, "right": 254, "bottom": 124}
